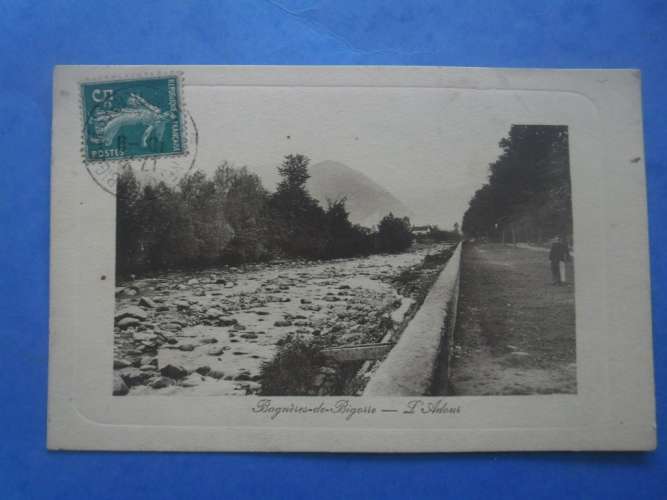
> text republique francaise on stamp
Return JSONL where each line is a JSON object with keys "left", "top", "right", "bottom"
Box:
{"left": 80, "top": 75, "right": 186, "bottom": 162}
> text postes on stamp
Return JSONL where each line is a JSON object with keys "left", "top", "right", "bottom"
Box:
{"left": 81, "top": 75, "right": 186, "bottom": 161}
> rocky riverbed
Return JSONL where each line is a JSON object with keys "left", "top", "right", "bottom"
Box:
{"left": 113, "top": 243, "right": 453, "bottom": 396}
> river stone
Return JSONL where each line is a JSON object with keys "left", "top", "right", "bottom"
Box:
{"left": 207, "top": 346, "right": 226, "bottom": 356}
{"left": 206, "top": 308, "right": 223, "bottom": 319}
{"left": 274, "top": 320, "right": 292, "bottom": 327}
{"left": 118, "top": 287, "right": 139, "bottom": 298}
{"left": 160, "top": 364, "right": 188, "bottom": 379}
{"left": 117, "top": 317, "right": 140, "bottom": 329}
{"left": 187, "top": 278, "right": 199, "bottom": 285}
{"left": 195, "top": 366, "right": 211, "bottom": 375}
{"left": 162, "top": 322, "right": 183, "bottom": 332}
{"left": 115, "top": 306, "right": 148, "bottom": 322}
{"left": 134, "top": 332, "right": 156, "bottom": 342}
{"left": 301, "top": 304, "right": 321, "bottom": 312}
{"left": 218, "top": 318, "right": 238, "bottom": 327}
{"left": 119, "top": 368, "right": 152, "bottom": 387}
{"left": 113, "top": 358, "right": 132, "bottom": 369}
{"left": 150, "top": 376, "right": 173, "bottom": 389}
{"left": 140, "top": 356, "right": 158, "bottom": 367}
{"left": 138, "top": 297, "right": 157, "bottom": 308}
{"left": 113, "top": 375, "right": 129, "bottom": 395}
{"left": 208, "top": 369, "right": 225, "bottom": 379}
{"left": 178, "top": 344, "right": 196, "bottom": 352}
{"left": 234, "top": 371, "right": 252, "bottom": 381}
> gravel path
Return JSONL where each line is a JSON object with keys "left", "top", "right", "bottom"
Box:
{"left": 447, "top": 243, "right": 576, "bottom": 395}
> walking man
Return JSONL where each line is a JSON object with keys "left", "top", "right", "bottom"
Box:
{"left": 549, "top": 236, "right": 570, "bottom": 285}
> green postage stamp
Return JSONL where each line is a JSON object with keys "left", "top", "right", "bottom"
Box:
{"left": 81, "top": 75, "right": 186, "bottom": 161}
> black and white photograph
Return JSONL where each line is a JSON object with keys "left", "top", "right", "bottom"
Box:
{"left": 111, "top": 91, "right": 576, "bottom": 397}
{"left": 46, "top": 66, "right": 655, "bottom": 453}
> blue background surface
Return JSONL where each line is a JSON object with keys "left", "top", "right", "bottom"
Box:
{"left": 0, "top": 1, "right": 665, "bottom": 498}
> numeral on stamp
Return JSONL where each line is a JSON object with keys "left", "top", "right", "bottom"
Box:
{"left": 81, "top": 75, "right": 185, "bottom": 161}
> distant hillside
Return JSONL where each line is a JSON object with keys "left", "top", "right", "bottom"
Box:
{"left": 307, "top": 160, "right": 413, "bottom": 227}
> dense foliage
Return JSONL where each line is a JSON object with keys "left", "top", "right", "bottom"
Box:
{"left": 116, "top": 154, "right": 415, "bottom": 275}
{"left": 461, "top": 125, "right": 572, "bottom": 243}
{"left": 258, "top": 335, "right": 329, "bottom": 396}
{"left": 375, "top": 212, "right": 415, "bottom": 253}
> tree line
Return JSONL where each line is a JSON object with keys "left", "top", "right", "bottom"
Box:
{"left": 117, "top": 154, "right": 414, "bottom": 275}
{"left": 461, "top": 125, "right": 573, "bottom": 244}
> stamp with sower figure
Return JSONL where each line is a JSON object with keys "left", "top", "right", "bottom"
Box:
{"left": 81, "top": 75, "right": 186, "bottom": 161}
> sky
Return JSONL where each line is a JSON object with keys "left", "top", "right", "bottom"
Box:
{"left": 184, "top": 84, "right": 523, "bottom": 228}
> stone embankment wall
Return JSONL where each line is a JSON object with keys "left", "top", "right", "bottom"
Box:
{"left": 363, "top": 242, "right": 462, "bottom": 396}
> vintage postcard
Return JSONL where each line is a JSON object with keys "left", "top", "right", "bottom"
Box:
{"left": 48, "top": 66, "right": 655, "bottom": 452}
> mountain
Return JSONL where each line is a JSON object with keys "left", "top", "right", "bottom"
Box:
{"left": 307, "top": 160, "right": 413, "bottom": 227}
